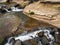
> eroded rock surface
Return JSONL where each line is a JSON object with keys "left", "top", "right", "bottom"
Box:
{"left": 23, "top": 2, "right": 60, "bottom": 28}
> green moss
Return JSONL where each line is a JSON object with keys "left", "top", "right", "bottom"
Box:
{"left": 0, "top": 37, "right": 4, "bottom": 44}
{"left": 0, "top": 19, "right": 3, "bottom": 29}
{"left": 29, "top": 10, "right": 35, "bottom": 15}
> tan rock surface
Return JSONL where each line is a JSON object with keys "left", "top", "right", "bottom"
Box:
{"left": 40, "top": 0, "right": 60, "bottom": 3}
{"left": 24, "top": 2, "right": 60, "bottom": 28}
{"left": 12, "top": 0, "right": 30, "bottom": 7}
{"left": 0, "top": 0, "right": 6, "bottom": 2}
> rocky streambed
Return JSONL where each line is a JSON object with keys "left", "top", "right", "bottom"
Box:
{"left": 0, "top": 0, "right": 60, "bottom": 45}
{"left": 0, "top": 2, "right": 41, "bottom": 44}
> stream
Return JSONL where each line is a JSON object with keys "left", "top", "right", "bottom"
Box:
{"left": 5, "top": 27, "right": 55, "bottom": 45}
{"left": 0, "top": 4, "right": 57, "bottom": 45}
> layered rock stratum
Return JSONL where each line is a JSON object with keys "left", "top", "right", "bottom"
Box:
{"left": 24, "top": 1, "right": 60, "bottom": 28}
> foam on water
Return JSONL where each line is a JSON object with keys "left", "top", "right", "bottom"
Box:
{"left": 5, "top": 29, "right": 55, "bottom": 45}
{"left": 5, "top": 7, "right": 23, "bottom": 13}
{"left": 11, "top": 7, "right": 23, "bottom": 12}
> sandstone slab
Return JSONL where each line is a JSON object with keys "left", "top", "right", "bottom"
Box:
{"left": 23, "top": 2, "right": 60, "bottom": 28}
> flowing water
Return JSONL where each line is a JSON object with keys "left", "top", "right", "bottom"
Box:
{"left": 0, "top": 2, "right": 58, "bottom": 45}
{"left": 0, "top": 7, "right": 54, "bottom": 45}
{"left": 5, "top": 27, "right": 55, "bottom": 45}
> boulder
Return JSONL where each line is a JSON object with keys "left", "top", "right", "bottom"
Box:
{"left": 18, "top": 18, "right": 54, "bottom": 32}
{"left": 23, "top": 2, "right": 60, "bottom": 28}
{"left": 0, "top": 12, "right": 21, "bottom": 38}
{"left": 23, "top": 18, "right": 40, "bottom": 31}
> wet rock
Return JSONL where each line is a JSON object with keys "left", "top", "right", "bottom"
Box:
{"left": 18, "top": 18, "right": 40, "bottom": 32}
{"left": 0, "top": 12, "right": 21, "bottom": 38}
{"left": 14, "top": 39, "right": 22, "bottom": 45}
{"left": 0, "top": 2, "right": 18, "bottom": 10}
{"left": 23, "top": 39, "right": 38, "bottom": 45}
{"left": 0, "top": 8, "right": 7, "bottom": 14}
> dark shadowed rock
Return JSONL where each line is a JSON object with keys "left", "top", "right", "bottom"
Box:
{"left": 23, "top": 39, "right": 38, "bottom": 45}
{"left": 12, "top": 0, "right": 39, "bottom": 8}
{"left": 12, "top": 0, "right": 30, "bottom": 8}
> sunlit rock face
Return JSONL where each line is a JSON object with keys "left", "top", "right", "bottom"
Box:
{"left": 23, "top": 2, "right": 60, "bottom": 28}
{"left": 0, "top": 12, "right": 21, "bottom": 38}
{"left": 0, "top": 0, "right": 6, "bottom": 2}
{"left": 40, "top": 0, "right": 60, "bottom": 2}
